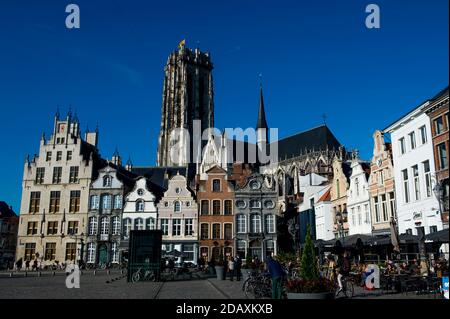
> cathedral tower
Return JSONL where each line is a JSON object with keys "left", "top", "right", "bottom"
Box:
{"left": 157, "top": 42, "right": 214, "bottom": 167}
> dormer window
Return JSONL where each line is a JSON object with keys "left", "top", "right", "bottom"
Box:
{"left": 103, "top": 175, "right": 112, "bottom": 187}
{"left": 136, "top": 200, "right": 145, "bottom": 212}
{"left": 212, "top": 179, "right": 221, "bottom": 192}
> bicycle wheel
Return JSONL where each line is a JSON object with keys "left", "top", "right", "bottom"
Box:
{"left": 344, "top": 280, "right": 355, "bottom": 298}
{"left": 131, "top": 271, "right": 141, "bottom": 283}
{"left": 244, "top": 282, "right": 257, "bottom": 299}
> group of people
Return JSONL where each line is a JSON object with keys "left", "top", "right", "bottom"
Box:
{"left": 225, "top": 256, "right": 243, "bottom": 281}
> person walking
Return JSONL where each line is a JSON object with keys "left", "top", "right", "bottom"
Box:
{"left": 266, "top": 256, "right": 285, "bottom": 299}
{"left": 234, "top": 256, "right": 242, "bottom": 281}
{"left": 25, "top": 259, "right": 30, "bottom": 271}
{"left": 228, "top": 257, "right": 235, "bottom": 281}
{"left": 16, "top": 258, "right": 23, "bottom": 271}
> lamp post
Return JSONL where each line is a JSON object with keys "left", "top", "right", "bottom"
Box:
{"left": 433, "top": 180, "right": 444, "bottom": 223}
{"left": 69, "top": 231, "right": 84, "bottom": 267}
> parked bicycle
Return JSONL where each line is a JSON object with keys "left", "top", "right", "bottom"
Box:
{"left": 131, "top": 267, "right": 156, "bottom": 283}
{"left": 243, "top": 272, "right": 272, "bottom": 299}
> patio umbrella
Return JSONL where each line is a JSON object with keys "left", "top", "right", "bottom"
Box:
{"left": 390, "top": 218, "right": 400, "bottom": 253}
{"left": 425, "top": 228, "right": 449, "bottom": 243}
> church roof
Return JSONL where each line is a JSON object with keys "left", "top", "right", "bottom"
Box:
{"left": 273, "top": 125, "right": 341, "bottom": 161}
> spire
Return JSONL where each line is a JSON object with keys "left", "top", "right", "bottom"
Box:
{"left": 113, "top": 146, "right": 120, "bottom": 157}
{"left": 67, "top": 106, "right": 72, "bottom": 120}
{"left": 256, "top": 80, "right": 268, "bottom": 130}
{"left": 73, "top": 110, "right": 79, "bottom": 123}
{"left": 55, "top": 106, "right": 60, "bottom": 120}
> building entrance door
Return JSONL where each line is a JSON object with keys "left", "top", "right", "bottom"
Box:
{"left": 98, "top": 245, "right": 108, "bottom": 265}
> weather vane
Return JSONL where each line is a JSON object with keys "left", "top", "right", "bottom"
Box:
{"left": 322, "top": 113, "right": 327, "bottom": 125}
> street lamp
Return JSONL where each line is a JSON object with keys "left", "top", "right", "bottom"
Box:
{"left": 69, "top": 231, "right": 84, "bottom": 267}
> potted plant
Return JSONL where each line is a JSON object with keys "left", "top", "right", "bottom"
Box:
{"left": 286, "top": 226, "right": 335, "bottom": 299}
{"left": 214, "top": 251, "right": 225, "bottom": 280}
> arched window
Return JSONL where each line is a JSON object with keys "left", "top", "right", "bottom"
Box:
{"left": 135, "top": 218, "right": 144, "bottom": 230}
{"left": 136, "top": 200, "right": 145, "bottom": 212}
{"left": 251, "top": 214, "right": 261, "bottom": 233}
{"left": 146, "top": 217, "right": 155, "bottom": 230}
{"left": 112, "top": 216, "right": 121, "bottom": 235}
{"left": 87, "top": 243, "right": 96, "bottom": 264}
{"left": 265, "top": 215, "right": 275, "bottom": 233}
{"left": 100, "top": 217, "right": 109, "bottom": 235}
{"left": 174, "top": 201, "right": 181, "bottom": 212}
{"left": 236, "top": 240, "right": 246, "bottom": 259}
{"left": 123, "top": 218, "right": 132, "bottom": 238}
{"left": 111, "top": 242, "right": 119, "bottom": 264}
{"left": 114, "top": 195, "right": 122, "bottom": 209}
{"left": 102, "top": 194, "right": 112, "bottom": 210}
{"left": 237, "top": 215, "right": 246, "bottom": 233}
{"left": 103, "top": 175, "right": 112, "bottom": 187}
{"left": 90, "top": 195, "right": 99, "bottom": 210}
{"left": 88, "top": 217, "right": 97, "bottom": 236}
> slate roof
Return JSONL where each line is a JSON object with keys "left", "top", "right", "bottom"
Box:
{"left": 272, "top": 125, "right": 341, "bottom": 161}
{"left": 0, "top": 201, "right": 17, "bottom": 218}
{"left": 131, "top": 166, "right": 188, "bottom": 190}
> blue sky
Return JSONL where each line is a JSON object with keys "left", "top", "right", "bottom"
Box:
{"left": 0, "top": 0, "right": 448, "bottom": 212}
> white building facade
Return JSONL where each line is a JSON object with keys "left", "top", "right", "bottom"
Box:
{"left": 121, "top": 177, "right": 160, "bottom": 256}
{"left": 346, "top": 157, "right": 372, "bottom": 235}
{"left": 385, "top": 103, "right": 443, "bottom": 235}
{"left": 314, "top": 187, "right": 335, "bottom": 241}
{"left": 157, "top": 174, "right": 199, "bottom": 265}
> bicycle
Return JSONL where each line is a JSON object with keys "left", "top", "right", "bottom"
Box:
{"left": 243, "top": 272, "right": 272, "bottom": 299}
{"left": 131, "top": 267, "right": 155, "bottom": 283}
{"left": 335, "top": 274, "right": 355, "bottom": 298}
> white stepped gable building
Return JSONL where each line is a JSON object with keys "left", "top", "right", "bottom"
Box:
{"left": 157, "top": 173, "right": 199, "bottom": 264}
{"left": 385, "top": 100, "right": 443, "bottom": 235}
{"left": 347, "top": 154, "right": 373, "bottom": 235}
{"left": 122, "top": 177, "right": 159, "bottom": 245}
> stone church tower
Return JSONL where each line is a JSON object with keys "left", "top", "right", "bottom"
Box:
{"left": 156, "top": 42, "right": 214, "bottom": 167}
